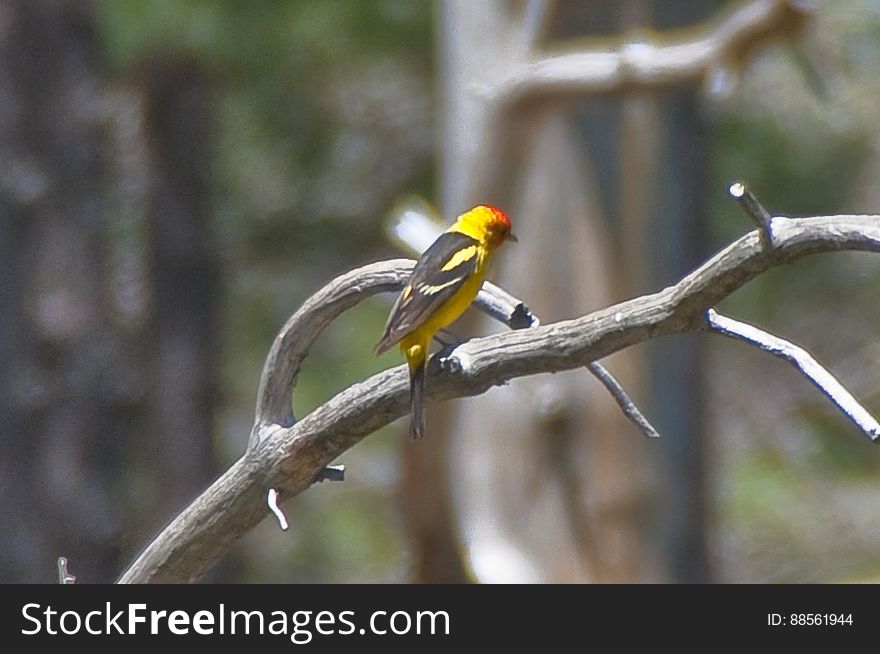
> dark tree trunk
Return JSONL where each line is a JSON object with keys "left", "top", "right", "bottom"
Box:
{"left": 136, "top": 56, "right": 222, "bottom": 561}
{"left": 0, "top": 3, "right": 223, "bottom": 583}
{"left": 0, "top": 0, "right": 125, "bottom": 583}
{"left": 648, "top": 0, "right": 717, "bottom": 583}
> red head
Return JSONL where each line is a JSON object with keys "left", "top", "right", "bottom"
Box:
{"left": 459, "top": 204, "right": 516, "bottom": 247}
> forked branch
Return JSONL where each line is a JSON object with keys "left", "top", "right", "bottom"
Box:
{"left": 118, "top": 213, "right": 880, "bottom": 583}
{"left": 706, "top": 309, "right": 880, "bottom": 440}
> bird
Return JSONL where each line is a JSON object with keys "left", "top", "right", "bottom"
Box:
{"left": 376, "top": 204, "right": 516, "bottom": 438}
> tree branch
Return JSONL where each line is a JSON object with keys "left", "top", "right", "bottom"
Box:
{"left": 587, "top": 362, "right": 661, "bottom": 440}
{"left": 118, "top": 214, "right": 880, "bottom": 583}
{"left": 496, "top": 0, "right": 810, "bottom": 102}
{"left": 729, "top": 180, "right": 775, "bottom": 248}
{"left": 57, "top": 557, "right": 76, "bottom": 585}
{"left": 515, "top": 0, "right": 555, "bottom": 59}
{"left": 705, "top": 309, "right": 880, "bottom": 442}
{"left": 266, "top": 488, "right": 288, "bottom": 531}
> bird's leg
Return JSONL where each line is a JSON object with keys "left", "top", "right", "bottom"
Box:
{"left": 432, "top": 328, "right": 464, "bottom": 348}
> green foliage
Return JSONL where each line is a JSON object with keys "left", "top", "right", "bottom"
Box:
{"left": 730, "top": 447, "right": 797, "bottom": 523}
{"left": 803, "top": 408, "right": 880, "bottom": 479}
{"left": 99, "top": 0, "right": 431, "bottom": 73}
{"left": 99, "top": 0, "right": 433, "bottom": 265}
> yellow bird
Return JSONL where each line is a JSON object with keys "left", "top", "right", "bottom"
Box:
{"left": 376, "top": 205, "right": 516, "bottom": 438}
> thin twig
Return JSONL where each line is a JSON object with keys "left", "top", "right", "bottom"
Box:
{"left": 729, "top": 181, "right": 774, "bottom": 248}
{"left": 57, "top": 557, "right": 75, "bottom": 584}
{"left": 267, "top": 489, "right": 288, "bottom": 531}
{"left": 587, "top": 362, "right": 661, "bottom": 439}
{"left": 706, "top": 308, "right": 880, "bottom": 442}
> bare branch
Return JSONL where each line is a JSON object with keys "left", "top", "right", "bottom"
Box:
{"left": 119, "top": 214, "right": 880, "bottom": 583}
{"left": 705, "top": 309, "right": 880, "bottom": 442}
{"left": 587, "top": 362, "right": 661, "bottom": 439}
{"left": 729, "top": 181, "right": 774, "bottom": 248}
{"left": 498, "top": 0, "right": 810, "bottom": 102}
{"left": 476, "top": 285, "right": 540, "bottom": 331}
{"left": 267, "top": 489, "right": 288, "bottom": 531}
{"left": 57, "top": 557, "right": 75, "bottom": 585}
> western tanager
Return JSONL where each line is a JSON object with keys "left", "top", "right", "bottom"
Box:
{"left": 376, "top": 204, "right": 516, "bottom": 438}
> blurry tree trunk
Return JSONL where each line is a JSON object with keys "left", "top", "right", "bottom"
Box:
{"left": 395, "top": 0, "right": 512, "bottom": 583}
{"left": 407, "top": 0, "right": 721, "bottom": 583}
{"left": 0, "top": 0, "right": 127, "bottom": 582}
{"left": 395, "top": 0, "right": 514, "bottom": 584}
{"left": 649, "top": 86, "right": 712, "bottom": 582}
{"left": 0, "top": 2, "right": 223, "bottom": 582}
{"left": 646, "top": 0, "right": 716, "bottom": 584}
{"left": 564, "top": 0, "right": 715, "bottom": 582}
{"left": 398, "top": 438, "right": 469, "bottom": 582}
{"left": 136, "top": 58, "right": 222, "bottom": 565}
{"left": 401, "top": 0, "right": 662, "bottom": 583}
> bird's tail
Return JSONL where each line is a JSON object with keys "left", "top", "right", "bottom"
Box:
{"left": 409, "top": 359, "right": 426, "bottom": 439}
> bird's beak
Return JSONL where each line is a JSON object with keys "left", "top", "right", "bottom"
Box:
{"left": 507, "top": 232, "right": 518, "bottom": 243}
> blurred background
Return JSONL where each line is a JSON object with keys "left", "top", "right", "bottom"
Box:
{"left": 1, "top": 0, "right": 879, "bottom": 584}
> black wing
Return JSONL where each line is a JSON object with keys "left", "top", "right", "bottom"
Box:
{"left": 375, "top": 231, "right": 480, "bottom": 353}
